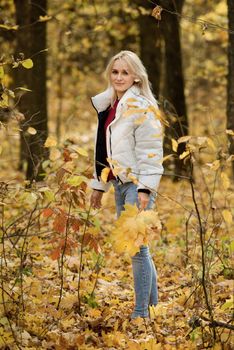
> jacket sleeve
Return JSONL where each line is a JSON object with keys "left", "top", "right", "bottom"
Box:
{"left": 134, "top": 110, "right": 164, "bottom": 193}
{"left": 89, "top": 177, "right": 111, "bottom": 192}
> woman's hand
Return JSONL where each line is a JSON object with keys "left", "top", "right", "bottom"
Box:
{"left": 90, "top": 190, "right": 104, "bottom": 209}
{"left": 138, "top": 192, "right": 150, "bottom": 210}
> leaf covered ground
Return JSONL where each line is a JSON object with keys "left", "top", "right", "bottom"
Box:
{"left": 0, "top": 145, "right": 233, "bottom": 349}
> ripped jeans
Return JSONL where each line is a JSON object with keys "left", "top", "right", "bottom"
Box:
{"left": 112, "top": 180, "right": 158, "bottom": 318}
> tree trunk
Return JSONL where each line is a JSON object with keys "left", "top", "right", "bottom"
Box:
{"left": 14, "top": 0, "right": 48, "bottom": 182}
{"left": 26, "top": 0, "right": 48, "bottom": 181}
{"left": 227, "top": 0, "right": 234, "bottom": 177}
{"left": 136, "top": 0, "right": 162, "bottom": 98}
{"left": 158, "top": 0, "right": 189, "bottom": 178}
{"left": 14, "top": 0, "right": 31, "bottom": 170}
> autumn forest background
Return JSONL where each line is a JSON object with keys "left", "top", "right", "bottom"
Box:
{"left": 0, "top": 0, "right": 233, "bottom": 349}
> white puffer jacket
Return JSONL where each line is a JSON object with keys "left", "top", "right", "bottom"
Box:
{"left": 90, "top": 85, "right": 164, "bottom": 193}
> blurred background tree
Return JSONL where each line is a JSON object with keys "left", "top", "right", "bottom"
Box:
{"left": 227, "top": 0, "right": 234, "bottom": 176}
{"left": 14, "top": 0, "right": 48, "bottom": 181}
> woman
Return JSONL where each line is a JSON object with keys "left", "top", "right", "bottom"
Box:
{"left": 90, "top": 50, "right": 164, "bottom": 319}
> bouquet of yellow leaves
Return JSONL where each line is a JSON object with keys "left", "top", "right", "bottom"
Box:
{"left": 111, "top": 204, "right": 161, "bottom": 256}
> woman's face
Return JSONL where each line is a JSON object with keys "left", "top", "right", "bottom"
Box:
{"left": 110, "top": 59, "right": 135, "bottom": 99}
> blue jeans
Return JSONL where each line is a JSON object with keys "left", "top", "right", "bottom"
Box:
{"left": 111, "top": 180, "right": 158, "bottom": 318}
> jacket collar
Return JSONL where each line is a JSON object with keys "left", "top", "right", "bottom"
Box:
{"left": 91, "top": 85, "right": 141, "bottom": 113}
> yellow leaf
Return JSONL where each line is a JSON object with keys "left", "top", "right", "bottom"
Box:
{"left": 127, "top": 340, "right": 141, "bottom": 350}
{"left": 207, "top": 137, "right": 216, "bottom": 150}
{"left": 222, "top": 210, "right": 232, "bottom": 224}
{"left": 0, "top": 317, "right": 8, "bottom": 326}
{"left": 76, "top": 147, "right": 88, "bottom": 157}
{"left": 226, "top": 129, "right": 234, "bottom": 136}
{"left": 149, "top": 303, "right": 168, "bottom": 318}
{"left": 101, "top": 167, "right": 110, "bottom": 183}
{"left": 152, "top": 132, "right": 163, "bottom": 138}
{"left": 16, "top": 87, "right": 32, "bottom": 92}
{"left": 38, "top": 15, "right": 52, "bottom": 22}
{"left": 148, "top": 153, "right": 156, "bottom": 158}
{"left": 165, "top": 336, "right": 177, "bottom": 343}
{"left": 196, "top": 136, "right": 207, "bottom": 145}
{"left": 139, "top": 6, "right": 151, "bottom": 15}
{"left": 134, "top": 115, "right": 147, "bottom": 125}
{"left": 94, "top": 25, "right": 103, "bottom": 32}
{"left": 147, "top": 106, "right": 168, "bottom": 126}
{"left": 60, "top": 317, "right": 75, "bottom": 330}
{"left": 112, "top": 205, "right": 161, "bottom": 256}
{"left": 0, "top": 93, "right": 9, "bottom": 107}
{"left": 159, "top": 154, "right": 175, "bottom": 164}
{"left": 220, "top": 172, "right": 230, "bottom": 190}
{"left": 122, "top": 319, "right": 128, "bottom": 332}
{"left": 70, "top": 152, "right": 78, "bottom": 159}
{"left": 22, "top": 59, "right": 34, "bottom": 69}
{"left": 126, "top": 98, "right": 138, "bottom": 103}
{"left": 179, "top": 150, "right": 190, "bottom": 159}
{"left": 12, "top": 61, "right": 19, "bottom": 68}
{"left": 44, "top": 190, "right": 55, "bottom": 202}
{"left": 87, "top": 309, "right": 102, "bottom": 318}
{"left": 221, "top": 296, "right": 233, "bottom": 310}
{"left": 106, "top": 158, "right": 119, "bottom": 166}
{"left": 0, "top": 146, "right": 2, "bottom": 155}
{"left": 114, "top": 319, "right": 119, "bottom": 332}
{"left": 60, "top": 294, "right": 77, "bottom": 309}
{"left": 127, "top": 174, "right": 138, "bottom": 184}
{"left": 171, "top": 139, "right": 178, "bottom": 152}
{"left": 227, "top": 155, "right": 234, "bottom": 163}
{"left": 220, "top": 330, "right": 233, "bottom": 343}
{"left": 112, "top": 166, "right": 122, "bottom": 176}
{"left": 207, "top": 160, "right": 220, "bottom": 171}
{"left": 44, "top": 136, "right": 57, "bottom": 147}
{"left": 127, "top": 104, "right": 138, "bottom": 108}
{"left": 177, "top": 135, "right": 192, "bottom": 143}
{"left": 123, "top": 108, "right": 147, "bottom": 118}
{"left": 49, "top": 148, "right": 61, "bottom": 161}
{"left": 67, "top": 175, "right": 87, "bottom": 186}
{"left": 0, "top": 24, "right": 18, "bottom": 30}
{"left": 27, "top": 127, "right": 37, "bottom": 135}
{"left": 140, "top": 339, "right": 162, "bottom": 349}
{"left": 0, "top": 66, "right": 4, "bottom": 80}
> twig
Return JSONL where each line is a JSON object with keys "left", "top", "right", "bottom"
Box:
{"left": 90, "top": 254, "right": 102, "bottom": 297}
{"left": 19, "top": 203, "right": 37, "bottom": 312}
{"left": 147, "top": 0, "right": 234, "bottom": 34}
{"left": 77, "top": 203, "right": 92, "bottom": 314}
{"left": 0, "top": 230, "right": 20, "bottom": 348}
{"left": 188, "top": 156, "right": 216, "bottom": 339}
{"left": 57, "top": 199, "right": 72, "bottom": 310}
{"left": 185, "top": 210, "right": 193, "bottom": 265}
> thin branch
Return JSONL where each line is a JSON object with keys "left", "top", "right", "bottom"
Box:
{"left": 147, "top": 0, "right": 234, "bottom": 34}
{"left": 77, "top": 203, "right": 92, "bottom": 314}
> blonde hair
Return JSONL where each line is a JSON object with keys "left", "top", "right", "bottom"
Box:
{"left": 105, "top": 50, "right": 157, "bottom": 106}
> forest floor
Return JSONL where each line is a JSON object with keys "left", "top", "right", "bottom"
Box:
{"left": 0, "top": 169, "right": 233, "bottom": 349}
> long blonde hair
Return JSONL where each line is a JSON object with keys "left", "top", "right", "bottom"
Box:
{"left": 105, "top": 50, "right": 157, "bottom": 106}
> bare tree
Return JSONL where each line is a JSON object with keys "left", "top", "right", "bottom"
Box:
{"left": 157, "top": 0, "right": 189, "bottom": 178}
{"left": 135, "top": 0, "right": 188, "bottom": 178}
{"left": 227, "top": 0, "right": 234, "bottom": 177}
{"left": 136, "top": 0, "right": 162, "bottom": 98}
{"left": 14, "top": 0, "right": 48, "bottom": 182}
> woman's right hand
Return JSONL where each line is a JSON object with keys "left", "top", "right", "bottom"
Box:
{"left": 90, "top": 190, "right": 104, "bottom": 209}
